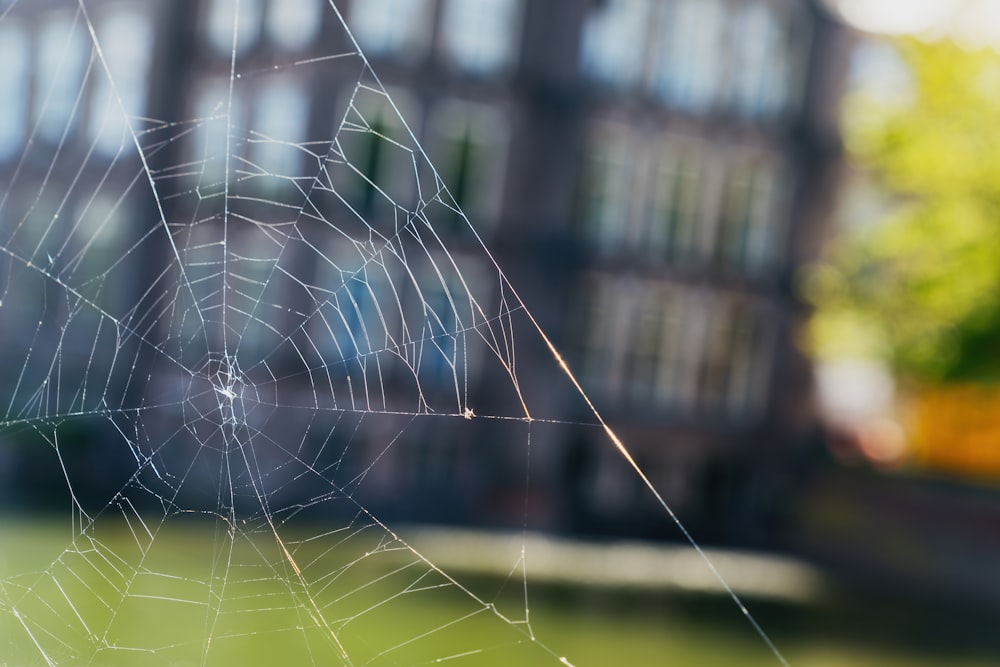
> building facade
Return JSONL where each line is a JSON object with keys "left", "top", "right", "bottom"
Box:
{"left": 0, "top": 0, "right": 851, "bottom": 545}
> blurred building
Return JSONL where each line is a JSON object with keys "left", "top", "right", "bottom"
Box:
{"left": 0, "top": 0, "right": 852, "bottom": 545}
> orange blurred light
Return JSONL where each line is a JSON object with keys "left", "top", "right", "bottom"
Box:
{"left": 855, "top": 417, "right": 907, "bottom": 468}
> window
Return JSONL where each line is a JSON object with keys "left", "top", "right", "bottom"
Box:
{"left": 35, "top": 12, "right": 87, "bottom": 144}
{"left": 349, "top": 0, "right": 430, "bottom": 59}
{"left": 420, "top": 276, "right": 460, "bottom": 389}
{"left": 697, "top": 296, "right": 773, "bottom": 419}
{"left": 428, "top": 100, "right": 509, "bottom": 232}
{"left": 229, "top": 229, "right": 284, "bottom": 359}
{"left": 192, "top": 78, "right": 247, "bottom": 191}
{"left": 251, "top": 77, "right": 310, "bottom": 180}
{"left": 724, "top": 302, "right": 773, "bottom": 419}
{"left": 644, "top": 3, "right": 674, "bottom": 99}
{"left": 89, "top": 9, "right": 153, "bottom": 157}
{"left": 585, "top": 133, "right": 708, "bottom": 261}
{"left": 580, "top": 277, "right": 692, "bottom": 412}
{"left": 0, "top": 21, "right": 28, "bottom": 161}
{"left": 729, "top": 3, "right": 800, "bottom": 118}
{"left": 310, "top": 252, "right": 402, "bottom": 414}
{"left": 717, "top": 164, "right": 752, "bottom": 268}
{"left": 645, "top": 141, "right": 704, "bottom": 262}
{"left": 743, "top": 166, "right": 786, "bottom": 273}
{"left": 579, "top": 276, "right": 629, "bottom": 398}
{"left": 410, "top": 255, "right": 485, "bottom": 392}
{"left": 266, "top": 0, "right": 322, "bottom": 51}
{"left": 333, "top": 86, "right": 419, "bottom": 217}
{"left": 716, "top": 157, "right": 784, "bottom": 274}
{"left": 315, "top": 259, "right": 393, "bottom": 371}
{"left": 440, "top": 0, "right": 522, "bottom": 75}
{"left": 580, "top": 0, "right": 650, "bottom": 88}
{"left": 665, "top": 288, "right": 705, "bottom": 413}
{"left": 177, "top": 222, "right": 224, "bottom": 348}
{"left": 698, "top": 295, "right": 735, "bottom": 413}
{"left": 626, "top": 283, "right": 680, "bottom": 406}
{"left": 205, "top": 0, "right": 262, "bottom": 57}
{"left": 649, "top": 0, "right": 725, "bottom": 111}
{"left": 74, "top": 192, "right": 123, "bottom": 252}
{"left": 580, "top": 124, "right": 634, "bottom": 251}
{"left": 71, "top": 194, "right": 125, "bottom": 308}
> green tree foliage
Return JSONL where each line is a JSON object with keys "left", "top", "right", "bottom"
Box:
{"left": 806, "top": 38, "right": 1000, "bottom": 382}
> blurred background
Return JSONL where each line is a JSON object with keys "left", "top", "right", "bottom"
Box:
{"left": 2, "top": 0, "right": 1000, "bottom": 664}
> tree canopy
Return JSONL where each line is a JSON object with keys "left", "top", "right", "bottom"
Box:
{"left": 807, "top": 37, "right": 1000, "bottom": 382}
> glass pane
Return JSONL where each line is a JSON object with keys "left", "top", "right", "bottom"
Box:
{"left": 655, "top": 0, "right": 724, "bottom": 111}
{"left": 647, "top": 143, "right": 703, "bottom": 262}
{"left": 440, "top": 0, "right": 521, "bottom": 75}
{"left": 349, "top": 0, "right": 429, "bottom": 58}
{"left": 580, "top": 0, "right": 649, "bottom": 87}
{"left": 205, "top": 0, "right": 262, "bottom": 56}
{"left": 36, "top": 13, "right": 87, "bottom": 143}
{"left": 252, "top": 77, "right": 309, "bottom": 178}
{"left": 334, "top": 86, "right": 419, "bottom": 216}
{"left": 267, "top": 0, "right": 322, "bottom": 50}
{"left": 90, "top": 9, "right": 153, "bottom": 156}
{"left": 731, "top": 4, "right": 786, "bottom": 116}
{"left": 0, "top": 22, "right": 29, "bottom": 160}
{"left": 744, "top": 168, "right": 779, "bottom": 272}
{"left": 717, "top": 158, "right": 782, "bottom": 273}
{"left": 429, "top": 100, "right": 508, "bottom": 230}
{"left": 581, "top": 125, "right": 633, "bottom": 251}
{"left": 193, "top": 78, "right": 247, "bottom": 189}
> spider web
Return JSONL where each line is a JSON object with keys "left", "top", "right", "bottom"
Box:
{"left": 0, "top": 1, "right": 786, "bottom": 665}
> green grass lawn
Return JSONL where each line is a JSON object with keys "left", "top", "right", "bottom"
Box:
{"left": 0, "top": 517, "right": 995, "bottom": 666}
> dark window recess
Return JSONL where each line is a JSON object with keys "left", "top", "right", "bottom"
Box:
{"left": 359, "top": 117, "right": 387, "bottom": 215}
{"left": 442, "top": 127, "right": 478, "bottom": 232}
